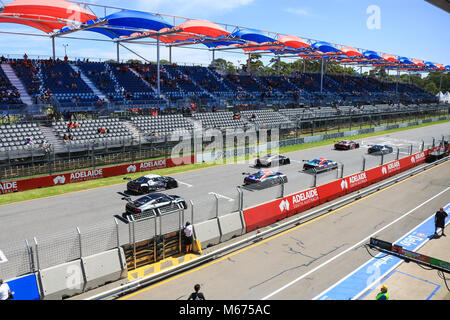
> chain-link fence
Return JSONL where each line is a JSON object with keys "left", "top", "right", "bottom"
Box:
{"left": 0, "top": 239, "right": 34, "bottom": 280}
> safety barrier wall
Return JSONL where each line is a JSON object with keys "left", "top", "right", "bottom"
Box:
{"left": 37, "top": 247, "right": 126, "bottom": 300}
{"left": 243, "top": 148, "right": 435, "bottom": 233}
{"left": 193, "top": 218, "right": 222, "bottom": 249}
{"left": 218, "top": 211, "right": 245, "bottom": 243}
{"left": 0, "top": 155, "right": 194, "bottom": 194}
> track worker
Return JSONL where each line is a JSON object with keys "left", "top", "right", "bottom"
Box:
{"left": 183, "top": 222, "right": 194, "bottom": 253}
{"left": 188, "top": 284, "right": 205, "bottom": 300}
{"left": 0, "top": 279, "right": 11, "bottom": 300}
{"left": 376, "top": 285, "right": 389, "bottom": 300}
{"left": 434, "top": 207, "right": 448, "bottom": 237}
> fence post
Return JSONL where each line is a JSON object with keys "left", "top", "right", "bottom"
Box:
{"left": 313, "top": 171, "right": 317, "bottom": 187}
{"left": 421, "top": 141, "right": 424, "bottom": 152}
{"left": 190, "top": 200, "right": 194, "bottom": 224}
{"left": 409, "top": 144, "right": 413, "bottom": 155}
{"left": 214, "top": 193, "right": 219, "bottom": 218}
{"left": 381, "top": 152, "right": 385, "bottom": 165}
{"left": 396, "top": 148, "right": 400, "bottom": 160}
{"left": 132, "top": 220, "right": 136, "bottom": 270}
{"left": 25, "top": 239, "right": 35, "bottom": 273}
{"left": 237, "top": 186, "right": 243, "bottom": 212}
{"left": 362, "top": 157, "right": 366, "bottom": 172}
{"left": 33, "top": 237, "right": 40, "bottom": 271}
{"left": 114, "top": 218, "right": 120, "bottom": 248}
{"left": 279, "top": 176, "right": 285, "bottom": 198}
{"left": 432, "top": 137, "right": 435, "bottom": 148}
{"left": 178, "top": 209, "right": 182, "bottom": 254}
{"left": 77, "top": 227, "right": 82, "bottom": 258}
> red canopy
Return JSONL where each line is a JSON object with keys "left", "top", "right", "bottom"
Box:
{"left": 382, "top": 54, "right": 398, "bottom": 63}
{"left": 341, "top": 46, "right": 362, "bottom": 57}
{"left": 0, "top": 0, "right": 97, "bottom": 33}
{"left": 412, "top": 59, "right": 425, "bottom": 67}
{"left": 174, "top": 19, "right": 230, "bottom": 38}
{"left": 277, "top": 35, "right": 310, "bottom": 49}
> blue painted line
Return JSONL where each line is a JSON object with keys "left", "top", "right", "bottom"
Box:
{"left": 315, "top": 203, "right": 450, "bottom": 300}
{"left": 359, "top": 270, "right": 441, "bottom": 300}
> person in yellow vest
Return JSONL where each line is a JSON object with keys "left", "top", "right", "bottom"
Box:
{"left": 376, "top": 285, "right": 389, "bottom": 300}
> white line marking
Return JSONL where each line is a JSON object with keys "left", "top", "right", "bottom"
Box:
{"left": 208, "top": 192, "right": 235, "bottom": 202}
{"left": 260, "top": 186, "right": 450, "bottom": 300}
{"left": 0, "top": 249, "right": 8, "bottom": 263}
{"left": 177, "top": 181, "right": 193, "bottom": 188}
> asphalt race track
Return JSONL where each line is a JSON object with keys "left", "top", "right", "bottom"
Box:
{"left": 0, "top": 122, "right": 449, "bottom": 245}
{"left": 118, "top": 159, "right": 450, "bottom": 300}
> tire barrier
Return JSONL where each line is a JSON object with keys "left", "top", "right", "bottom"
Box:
{"left": 243, "top": 148, "right": 434, "bottom": 233}
{"left": 0, "top": 155, "right": 194, "bottom": 194}
{"left": 38, "top": 247, "right": 126, "bottom": 300}
{"left": 218, "top": 211, "right": 245, "bottom": 243}
{"left": 193, "top": 218, "right": 221, "bottom": 249}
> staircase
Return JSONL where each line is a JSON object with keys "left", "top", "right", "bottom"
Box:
{"left": 122, "top": 121, "right": 141, "bottom": 141}
{"left": 70, "top": 63, "right": 110, "bottom": 103}
{"left": 1, "top": 63, "right": 34, "bottom": 105}
{"left": 128, "top": 67, "right": 169, "bottom": 103}
{"left": 39, "top": 125, "right": 65, "bottom": 151}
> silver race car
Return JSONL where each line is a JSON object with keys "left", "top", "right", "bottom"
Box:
{"left": 125, "top": 193, "right": 187, "bottom": 217}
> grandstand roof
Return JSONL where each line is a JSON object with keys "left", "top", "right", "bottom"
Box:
{"left": 0, "top": 0, "right": 447, "bottom": 72}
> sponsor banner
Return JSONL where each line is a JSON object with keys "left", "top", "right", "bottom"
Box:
{"left": 340, "top": 171, "right": 369, "bottom": 194}
{"left": 316, "top": 179, "right": 347, "bottom": 204}
{"left": 288, "top": 188, "right": 320, "bottom": 216}
{"left": 0, "top": 156, "right": 194, "bottom": 195}
{"left": 243, "top": 200, "right": 289, "bottom": 233}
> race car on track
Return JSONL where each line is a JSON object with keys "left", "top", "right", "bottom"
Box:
{"left": 243, "top": 169, "right": 288, "bottom": 186}
{"left": 334, "top": 140, "right": 360, "bottom": 150}
{"left": 255, "top": 154, "right": 291, "bottom": 167}
{"left": 125, "top": 193, "right": 187, "bottom": 217}
{"left": 367, "top": 144, "right": 394, "bottom": 154}
{"left": 303, "top": 158, "right": 338, "bottom": 173}
{"left": 126, "top": 174, "right": 178, "bottom": 194}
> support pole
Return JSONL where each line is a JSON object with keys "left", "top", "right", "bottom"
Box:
{"left": 116, "top": 41, "right": 119, "bottom": 63}
{"left": 157, "top": 35, "right": 161, "bottom": 99}
{"left": 277, "top": 56, "right": 281, "bottom": 77}
{"left": 320, "top": 57, "right": 324, "bottom": 93}
{"left": 169, "top": 46, "right": 172, "bottom": 65}
{"left": 212, "top": 49, "right": 215, "bottom": 67}
{"left": 247, "top": 53, "right": 251, "bottom": 75}
{"left": 52, "top": 36, "right": 56, "bottom": 60}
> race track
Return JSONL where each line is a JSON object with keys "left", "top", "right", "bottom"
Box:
{"left": 0, "top": 122, "right": 449, "bottom": 245}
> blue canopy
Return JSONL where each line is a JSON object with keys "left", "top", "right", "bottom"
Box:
{"left": 231, "top": 28, "right": 275, "bottom": 44}
{"left": 398, "top": 57, "right": 412, "bottom": 64}
{"left": 84, "top": 10, "right": 173, "bottom": 39}
{"left": 312, "top": 41, "right": 340, "bottom": 53}
{"left": 446, "top": 65, "right": 450, "bottom": 70}
{"left": 424, "top": 61, "right": 436, "bottom": 68}
{"left": 363, "top": 50, "right": 382, "bottom": 60}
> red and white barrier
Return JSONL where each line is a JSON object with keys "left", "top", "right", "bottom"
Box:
{"left": 0, "top": 155, "right": 194, "bottom": 194}
{"left": 243, "top": 148, "right": 435, "bottom": 232}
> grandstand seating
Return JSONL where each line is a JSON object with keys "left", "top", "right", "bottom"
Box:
{"left": 52, "top": 118, "right": 133, "bottom": 145}
{"left": 131, "top": 114, "right": 194, "bottom": 138}
{"left": 192, "top": 111, "right": 247, "bottom": 130}
{"left": 0, "top": 123, "right": 46, "bottom": 151}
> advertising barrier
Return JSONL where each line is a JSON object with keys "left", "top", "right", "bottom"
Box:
{"left": 0, "top": 155, "right": 194, "bottom": 194}
{"left": 5, "top": 273, "right": 41, "bottom": 300}
{"left": 243, "top": 148, "right": 437, "bottom": 233}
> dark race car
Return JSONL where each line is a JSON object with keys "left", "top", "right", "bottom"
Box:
{"left": 255, "top": 154, "right": 291, "bottom": 167}
{"left": 303, "top": 158, "right": 338, "bottom": 173}
{"left": 367, "top": 144, "right": 394, "bottom": 154}
{"left": 126, "top": 174, "right": 178, "bottom": 194}
{"left": 244, "top": 169, "right": 288, "bottom": 186}
{"left": 334, "top": 140, "right": 360, "bottom": 150}
{"left": 125, "top": 193, "right": 187, "bottom": 217}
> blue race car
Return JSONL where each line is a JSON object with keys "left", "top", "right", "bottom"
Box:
{"left": 303, "top": 158, "right": 338, "bottom": 173}
{"left": 368, "top": 144, "right": 393, "bottom": 154}
{"left": 244, "top": 169, "right": 288, "bottom": 186}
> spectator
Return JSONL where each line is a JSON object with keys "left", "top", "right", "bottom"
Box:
{"left": 63, "top": 133, "right": 69, "bottom": 143}
{"left": 188, "top": 284, "right": 205, "bottom": 300}
{"left": 183, "top": 222, "right": 194, "bottom": 253}
{"left": 375, "top": 285, "right": 389, "bottom": 300}
{"left": 434, "top": 207, "right": 448, "bottom": 237}
{"left": 25, "top": 136, "right": 33, "bottom": 145}
{"left": 0, "top": 279, "right": 12, "bottom": 300}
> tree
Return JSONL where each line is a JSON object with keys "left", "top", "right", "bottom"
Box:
{"left": 210, "top": 58, "right": 236, "bottom": 74}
